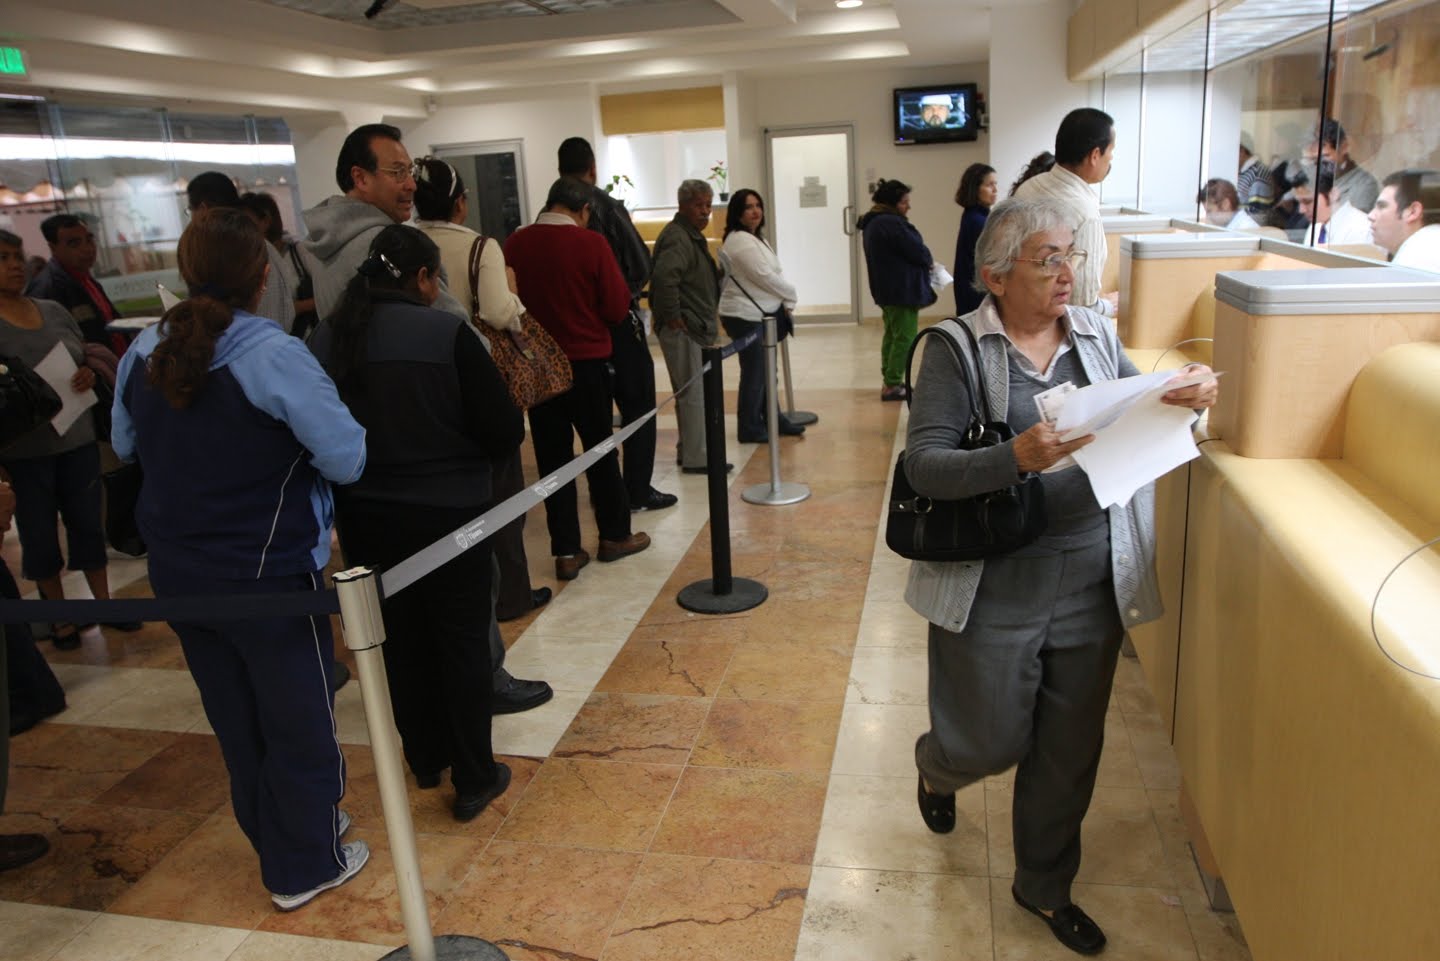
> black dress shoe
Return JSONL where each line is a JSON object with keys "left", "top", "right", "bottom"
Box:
{"left": 492, "top": 677, "right": 553, "bottom": 715}
{"left": 917, "top": 774, "right": 956, "bottom": 834}
{"left": 631, "top": 488, "right": 678, "bottom": 512}
{"left": 0, "top": 833, "right": 49, "bottom": 872}
{"left": 1012, "top": 886, "right": 1107, "bottom": 955}
{"left": 497, "top": 587, "right": 553, "bottom": 622}
{"left": 681, "top": 463, "right": 734, "bottom": 475}
{"left": 454, "top": 763, "right": 511, "bottom": 822}
{"left": 737, "top": 433, "right": 768, "bottom": 444}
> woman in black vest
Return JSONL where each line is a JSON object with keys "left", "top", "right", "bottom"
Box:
{"left": 311, "top": 226, "right": 524, "bottom": 821}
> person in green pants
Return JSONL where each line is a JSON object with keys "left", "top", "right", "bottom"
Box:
{"left": 859, "top": 178, "right": 936, "bottom": 400}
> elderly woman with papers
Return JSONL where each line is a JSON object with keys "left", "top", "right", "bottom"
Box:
{"left": 904, "top": 198, "right": 1217, "bottom": 956}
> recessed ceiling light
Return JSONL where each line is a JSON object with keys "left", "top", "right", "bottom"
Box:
{"left": 836, "top": 0, "right": 864, "bottom": 8}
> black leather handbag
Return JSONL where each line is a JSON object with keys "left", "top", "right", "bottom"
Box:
{"left": 0, "top": 354, "right": 63, "bottom": 450}
{"left": 886, "top": 322, "right": 1046, "bottom": 562}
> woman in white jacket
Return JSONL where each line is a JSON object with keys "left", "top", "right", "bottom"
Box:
{"left": 718, "top": 189, "right": 804, "bottom": 443}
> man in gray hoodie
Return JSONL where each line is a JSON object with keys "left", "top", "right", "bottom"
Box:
{"left": 300, "top": 123, "right": 466, "bottom": 323}
{"left": 302, "top": 123, "right": 551, "bottom": 716}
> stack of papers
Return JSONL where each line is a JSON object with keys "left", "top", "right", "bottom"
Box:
{"left": 1052, "top": 369, "right": 1220, "bottom": 508}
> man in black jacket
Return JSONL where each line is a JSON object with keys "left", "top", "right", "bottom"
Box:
{"left": 24, "top": 214, "right": 122, "bottom": 348}
{"left": 558, "top": 137, "right": 676, "bottom": 512}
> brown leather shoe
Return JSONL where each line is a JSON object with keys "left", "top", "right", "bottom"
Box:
{"left": 598, "top": 532, "right": 650, "bottom": 562}
{"left": 555, "top": 549, "right": 591, "bottom": 581}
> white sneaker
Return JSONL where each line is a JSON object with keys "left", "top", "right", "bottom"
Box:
{"left": 337, "top": 809, "right": 351, "bottom": 837}
{"left": 270, "top": 840, "right": 369, "bottom": 911}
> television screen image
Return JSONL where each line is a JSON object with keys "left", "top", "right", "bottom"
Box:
{"left": 894, "top": 84, "right": 980, "bottom": 145}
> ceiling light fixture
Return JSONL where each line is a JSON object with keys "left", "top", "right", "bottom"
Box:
{"left": 836, "top": 0, "right": 864, "bottom": 7}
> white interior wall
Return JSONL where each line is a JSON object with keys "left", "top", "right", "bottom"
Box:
{"left": 397, "top": 87, "right": 601, "bottom": 223}
{"left": 746, "top": 63, "right": 990, "bottom": 319}
{"left": 1138, "top": 71, "right": 1208, "bottom": 217}
{"left": 988, "top": 0, "right": 1090, "bottom": 206}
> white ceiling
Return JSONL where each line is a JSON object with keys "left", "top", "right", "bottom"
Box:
{"left": 0, "top": 0, "right": 995, "bottom": 120}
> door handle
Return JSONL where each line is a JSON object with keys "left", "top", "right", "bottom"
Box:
{"left": 842, "top": 204, "right": 855, "bottom": 236}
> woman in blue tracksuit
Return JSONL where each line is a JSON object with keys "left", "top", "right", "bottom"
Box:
{"left": 111, "top": 208, "right": 369, "bottom": 911}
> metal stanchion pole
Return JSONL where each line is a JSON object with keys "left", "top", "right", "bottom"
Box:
{"left": 334, "top": 568, "right": 507, "bottom": 961}
{"left": 778, "top": 336, "right": 818, "bottom": 426}
{"left": 744, "top": 316, "right": 809, "bottom": 507}
{"left": 677, "top": 345, "right": 767, "bottom": 614}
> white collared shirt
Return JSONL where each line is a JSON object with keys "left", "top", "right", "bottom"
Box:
{"left": 971, "top": 297, "right": 1101, "bottom": 382}
{"left": 1392, "top": 224, "right": 1440, "bottom": 273}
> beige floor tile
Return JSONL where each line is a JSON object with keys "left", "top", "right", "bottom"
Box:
{"left": 330, "top": 683, "right": 371, "bottom": 746}
{"left": 1096, "top": 716, "right": 1147, "bottom": 789}
{"left": 491, "top": 689, "right": 589, "bottom": 758}
{"left": 49, "top": 913, "right": 248, "bottom": 961}
{"left": 794, "top": 866, "right": 993, "bottom": 961}
{"left": 500, "top": 633, "right": 629, "bottom": 693}
{"left": 226, "top": 931, "right": 392, "bottom": 961}
{"left": 830, "top": 702, "right": 930, "bottom": 778}
{"left": 44, "top": 665, "right": 152, "bottom": 725}
{"left": 814, "top": 774, "right": 988, "bottom": 876}
{"left": 854, "top": 600, "right": 928, "bottom": 648}
{"left": 70, "top": 670, "right": 206, "bottom": 733}
{"left": 991, "top": 878, "right": 1199, "bottom": 961}
{"left": 0, "top": 902, "right": 95, "bottom": 961}
{"left": 986, "top": 783, "right": 1173, "bottom": 889}
{"left": 1125, "top": 710, "right": 1183, "bottom": 790}
{"left": 845, "top": 647, "right": 928, "bottom": 705}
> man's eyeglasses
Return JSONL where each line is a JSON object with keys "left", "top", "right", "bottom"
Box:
{"left": 374, "top": 161, "right": 417, "bottom": 183}
{"left": 1013, "top": 250, "right": 1087, "bottom": 276}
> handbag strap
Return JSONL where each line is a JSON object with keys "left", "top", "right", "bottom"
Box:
{"left": 902, "top": 320, "right": 992, "bottom": 436}
{"left": 466, "top": 234, "right": 491, "bottom": 326}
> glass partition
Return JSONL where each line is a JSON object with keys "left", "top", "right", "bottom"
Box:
{"left": 1100, "top": 0, "right": 1439, "bottom": 267}
{"left": 0, "top": 100, "right": 300, "bottom": 309}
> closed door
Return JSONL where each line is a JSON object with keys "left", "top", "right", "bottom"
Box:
{"left": 432, "top": 139, "right": 528, "bottom": 244}
{"left": 765, "top": 125, "right": 859, "bottom": 323}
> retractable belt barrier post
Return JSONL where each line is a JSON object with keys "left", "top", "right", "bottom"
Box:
{"left": 743, "top": 315, "right": 810, "bottom": 507}
{"left": 677, "top": 338, "right": 767, "bottom": 614}
{"left": 778, "top": 336, "right": 818, "bottom": 426}
{"left": 334, "top": 569, "right": 507, "bottom": 961}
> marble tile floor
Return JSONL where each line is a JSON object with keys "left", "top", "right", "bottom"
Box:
{"left": 0, "top": 321, "right": 1250, "bottom": 961}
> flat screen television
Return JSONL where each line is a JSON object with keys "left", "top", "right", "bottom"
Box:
{"left": 893, "top": 83, "right": 981, "bottom": 145}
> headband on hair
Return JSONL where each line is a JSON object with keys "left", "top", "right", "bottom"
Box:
{"left": 358, "top": 253, "right": 403, "bottom": 280}
{"left": 415, "top": 156, "right": 462, "bottom": 200}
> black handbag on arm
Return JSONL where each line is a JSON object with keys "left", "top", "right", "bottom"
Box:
{"left": 886, "top": 321, "right": 1046, "bottom": 562}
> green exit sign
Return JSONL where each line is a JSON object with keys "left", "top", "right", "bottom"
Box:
{"left": 0, "top": 47, "right": 26, "bottom": 77}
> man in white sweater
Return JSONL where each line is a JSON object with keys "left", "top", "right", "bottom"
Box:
{"left": 1014, "top": 108, "right": 1119, "bottom": 317}
{"left": 1369, "top": 169, "right": 1440, "bottom": 273}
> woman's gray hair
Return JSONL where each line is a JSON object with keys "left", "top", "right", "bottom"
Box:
{"left": 971, "top": 197, "right": 1077, "bottom": 292}
{"left": 677, "top": 178, "right": 713, "bottom": 205}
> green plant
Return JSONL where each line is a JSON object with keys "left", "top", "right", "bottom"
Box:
{"left": 602, "top": 173, "right": 634, "bottom": 196}
{"left": 706, "top": 161, "right": 727, "bottom": 193}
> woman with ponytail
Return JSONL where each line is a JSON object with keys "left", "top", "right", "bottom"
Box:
{"left": 310, "top": 224, "right": 524, "bottom": 823}
{"left": 110, "top": 208, "right": 369, "bottom": 911}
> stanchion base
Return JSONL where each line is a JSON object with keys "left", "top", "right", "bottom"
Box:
{"left": 677, "top": 577, "right": 768, "bottom": 614}
{"left": 783, "top": 410, "right": 819, "bottom": 426}
{"left": 742, "top": 481, "right": 811, "bottom": 506}
{"left": 381, "top": 935, "right": 510, "bottom": 960}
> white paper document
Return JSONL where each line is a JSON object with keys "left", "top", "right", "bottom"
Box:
{"left": 33, "top": 342, "right": 97, "bottom": 437}
{"left": 1050, "top": 369, "right": 1221, "bottom": 508}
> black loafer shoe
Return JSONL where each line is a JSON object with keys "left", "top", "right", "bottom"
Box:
{"left": 917, "top": 774, "right": 956, "bottom": 833}
{"left": 1013, "top": 886, "right": 1107, "bottom": 955}
{"left": 498, "top": 587, "right": 553, "bottom": 622}
{"left": 492, "top": 677, "right": 554, "bottom": 715}
{"left": 631, "top": 488, "right": 678, "bottom": 512}
{"left": 454, "top": 763, "right": 511, "bottom": 822}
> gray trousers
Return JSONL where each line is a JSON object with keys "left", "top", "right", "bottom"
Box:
{"left": 915, "top": 537, "right": 1123, "bottom": 910}
{"left": 657, "top": 325, "right": 706, "bottom": 469}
